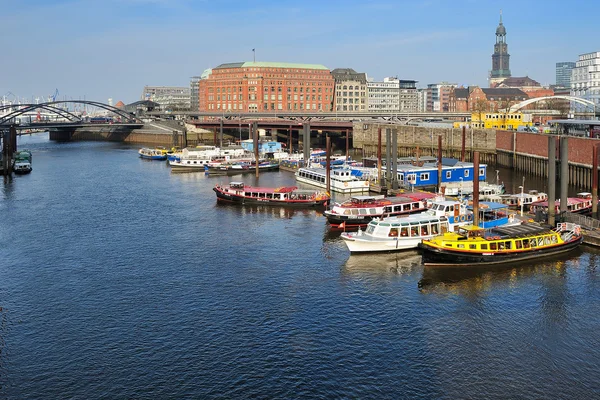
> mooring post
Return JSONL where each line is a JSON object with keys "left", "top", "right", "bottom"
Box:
{"left": 302, "top": 123, "right": 310, "bottom": 167}
{"left": 253, "top": 122, "right": 259, "bottom": 178}
{"left": 345, "top": 128, "right": 349, "bottom": 161}
{"left": 437, "top": 135, "right": 443, "bottom": 193}
{"left": 219, "top": 119, "right": 223, "bottom": 148}
{"left": 548, "top": 136, "right": 557, "bottom": 226}
{"left": 461, "top": 126, "right": 466, "bottom": 162}
{"left": 473, "top": 152, "right": 480, "bottom": 227}
{"left": 326, "top": 136, "right": 331, "bottom": 195}
{"left": 377, "top": 128, "right": 382, "bottom": 185}
{"left": 392, "top": 129, "right": 398, "bottom": 190}
{"left": 385, "top": 128, "right": 392, "bottom": 189}
{"left": 288, "top": 125, "right": 292, "bottom": 152}
{"left": 560, "top": 136, "right": 569, "bottom": 217}
{"left": 2, "top": 130, "right": 9, "bottom": 176}
{"left": 593, "top": 143, "right": 599, "bottom": 217}
{"left": 10, "top": 125, "right": 17, "bottom": 153}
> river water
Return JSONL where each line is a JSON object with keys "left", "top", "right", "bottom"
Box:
{"left": 0, "top": 133, "right": 599, "bottom": 399}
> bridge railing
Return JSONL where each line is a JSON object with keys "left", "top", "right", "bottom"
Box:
{"left": 563, "top": 212, "right": 600, "bottom": 230}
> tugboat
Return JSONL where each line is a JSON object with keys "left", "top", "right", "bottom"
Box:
{"left": 213, "top": 182, "right": 330, "bottom": 207}
{"left": 419, "top": 222, "right": 583, "bottom": 266}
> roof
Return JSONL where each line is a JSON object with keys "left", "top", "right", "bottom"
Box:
{"left": 331, "top": 68, "right": 367, "bottom": 83}
{"left": 548, "top": 119, "right": 600, "bottom": 126}
{"left": 481, "top": 88, "right": 528, "bottom": 97}
{"left": 492, "top": 224, "right": 551, "bottom": 237}
{"left": 214, "top": 61, "right": 329, "bottom": 70}
{"left": 454, "top": 88, "right": 469, "bottom": 99}
{"left": 497, "top": 76, "right": 541, "bottom": 88}
{"left": 468, "top": 202, "right": 508, "bottom": 211}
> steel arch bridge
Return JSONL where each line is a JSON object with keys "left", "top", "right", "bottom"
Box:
{"left": 0, "top": 100, "right": 141, "bottom": 125}
{"left": 508, "top": 95, "right": 596, "bottom": 113}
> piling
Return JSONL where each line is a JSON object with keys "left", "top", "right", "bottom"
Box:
{"left": 593, "top": 144, "right": 599, "bottom": 217}
{"left": 219, "top": 119, "right": 224, "bottom": 148}
{"left": 461, "top": 126, "right": 466, "bottom": 162}
{"left": 10, "top": 125, "right": 17, "bottom": 153}
{"left": 288, "top": 125, "right": 293, "bottom": 152}
{"left": 377, "top": 128, "right": 382, "bottom": 183}
{"left": 302, "top": 123, "right": 310, "bottom": 165}
{"left": 385, "top": 128, "right": 391, "bottom": 189}
{"left": 473, "top": 152, "right": 480, "bottom": 227}
{"left": 560, "top": 137, "right": 569, "bottom": 216}
{"left": 437, "top": 135, "right": 442, "bottom": 193}
{"left": 345, "top": 128, "right": 349, "bottom": 161}
{"left": 548, "top": 136, "right": 557, "bottom": 226}
{"left": 392, "top": 129, "right": 398, "bottom": 190}
{"left": 2, "top": 130, "right": 10, "bottom": 176}
{"left": 253, "top": 122, "right": 259, "bottom": 178}
{"left": 326, "top": 136, "right": 331, "bottom": 194}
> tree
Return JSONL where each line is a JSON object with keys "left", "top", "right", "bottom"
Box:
{"left": 472, "top": 98, "right": 489, "bottom": 129}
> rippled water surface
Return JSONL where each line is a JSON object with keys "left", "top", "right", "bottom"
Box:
{"left": 1, "top": 134, "right": 599, "bottom": 399}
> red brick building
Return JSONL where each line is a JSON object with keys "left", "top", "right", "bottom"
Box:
{"left": 198, "top": 61, "right": 335, "bottom": 113}
{"left": 449, "top": 86, "right": 528, "bottom": 112}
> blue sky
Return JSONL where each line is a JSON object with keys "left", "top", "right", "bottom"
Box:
{"left": 1, "top": 0, "right": 596, "bottom": 104}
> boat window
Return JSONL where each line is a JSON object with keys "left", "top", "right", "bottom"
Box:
{"left": 389, "top": 228, "right": 399, "bottom": 237}
{"left": 359, "top": 209, "right": 367, "bottom": 215}
{"left": 490, "top": 242, "right": 497, "bottom": 250}
{"left": 431, "top": 224, "right": 439, "bottom": 235}
{"left": 421, "top": 225, "right": 429, "bottom": 236}
{"left": 469, "top": 244, "right": 477, "bottom": 249}
{"left": 369, "top": 208, "right": 377, "bottom": 214}
{"left": 400, "top": 227, "right": 409, "bottom": 237}
{"left": 551, "top": 236, "right": 557, "bottom": 244}
{"left": 544, "top": 236, "right": 551, "bottom": 245}
{"left": 505, "top": 241, "right": 512, "bottom": 250}
{"left": 410, "top": 226, "right": 419, "bottom": 237}
{"left": 499, "top": 242, "right": 505, "bottom": 250}
{"left": 449, "top": 205, "right": 454, "bottom": 212}
{"left": 351, "top": 209, "right": 359, "bottom": 215}
{"left": 343, "top": 210, "right": 352, "bottom": 215}
{"left": 515, "top": 240, "right": 522, "bottom": 249}
{"left": 412, "top": 203, "right": 419, "bottom": 209}
{"left": 441, "top": 223, "right": 448, "bottom": 233}
{"left": 379, "top": 223, "right": 390, "bottom": 227}
{"left": 457, "top": 243, "right": 465, "bottom": 249}
{"left": 403, "top": 204, "right": 410, "bottom": 211}
{"left": 384, "top": 206, "right": 392, "bottom": 213}
{"left": 481, "top": 243, "right": 488, "bottom": 250}
{"left": 523, "top": 239, "right": 530, "bottom": 248}
{"left": 366, "top": 225, "right": 375, "bottom": 234}
{"left": 538, "top": 237, "right": 544, "bottom": 246}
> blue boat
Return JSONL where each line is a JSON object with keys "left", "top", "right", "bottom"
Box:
{"left": 383, "top": 158, "right": 487, "bottom": 189}
{"left": 469, "top": 201, "right": 520, "bottom": 229}
{"left": 138, "top": 148, "right": 168, "bottom": 160}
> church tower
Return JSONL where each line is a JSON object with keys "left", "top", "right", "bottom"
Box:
{"left": 490, "top": 11, "right": 511, "bottom": 86}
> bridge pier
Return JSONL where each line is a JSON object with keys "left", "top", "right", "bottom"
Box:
{"left": 49, "top": 128, "right": 75, "bottom": 142}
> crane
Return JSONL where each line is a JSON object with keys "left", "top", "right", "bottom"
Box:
{"left": 49, "top": 88, "right": 59, "bottom": 102}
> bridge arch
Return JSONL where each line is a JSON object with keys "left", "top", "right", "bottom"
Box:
{"left": 508, "top": 95, "right": 595, "bottom": 113}
{"left": 0, "top": 100, "right": 141, "bottom": 125}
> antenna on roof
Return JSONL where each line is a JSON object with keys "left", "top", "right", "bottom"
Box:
{"left": 252, "top": 48, "right": 256, "bottom": 63}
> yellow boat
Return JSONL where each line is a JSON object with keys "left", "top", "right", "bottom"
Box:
{"left": 419, "top": 223, "right": 583, "bottom": 266}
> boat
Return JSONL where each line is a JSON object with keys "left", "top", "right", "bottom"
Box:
{"left": 340, "top": 199, "right": 474, "bottom": 253}
{"left": 295, "top": 167, "right": 370, "bottom": 194}
{"left": 13, "top": 150, "right": 32, "bottom": 174}
{"left": 418, "top": 222, "right": 583, "bottom": 266}
{"left": 324, "top": 193, "right": 436, "bottom": 229}
{"left": 482, "top": 189, "right": 548, "bottom": 209}
{"left": 138, "top": 147, "right": 168, "bottom": 160}
{"left": 529, "top": 192, "right": 597, "bottom": 215}
{"left": 169, "top": 157, "right": 213, "bottom": 172}
{"left": 213, "top": 182, "right": 330, "bottom": 207}
{"left": 204, "top": 160, "right": 279, "bottom": 175}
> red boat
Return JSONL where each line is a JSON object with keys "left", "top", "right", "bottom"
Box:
{"left": 529, "top": 192, "right": 597, "bottom": 215}
{"left": 213, "top": 182, "right": 330, "bottom": 207}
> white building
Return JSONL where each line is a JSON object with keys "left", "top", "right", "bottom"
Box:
{"left": 141, "top": 86, "right": 191, "bottom": 110}
{"left": 417, "top": 88, "right": 428, "bottom": 112}
{"left": 570, "top": 51, "right": 600, "bottom": 113}
{"left": 367, "top": 77, "right": 417, "bottom": 113}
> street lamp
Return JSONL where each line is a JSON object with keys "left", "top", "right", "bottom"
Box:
{"left": 518, "top": 185, "right": 524, "bottom": 216}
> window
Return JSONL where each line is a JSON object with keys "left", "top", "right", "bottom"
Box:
{"left": 479, "top": 168, "right": 485, "bottom": 176}
{"left": 420, "top": 173, "right": 430, "bottom": 181}
{"left": 446, "top": 171, "right": 452, "bottom": 179}
{"left": 464, "top": 170, "right": 470, "bottom": 178}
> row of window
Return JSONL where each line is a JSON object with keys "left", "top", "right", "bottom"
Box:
{"left": 446, "top": 235, "right": 558, "bottom": 250}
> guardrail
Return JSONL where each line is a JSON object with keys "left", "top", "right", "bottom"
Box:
{"left": 563, "top": 212, "right": 600, "bottom": 230}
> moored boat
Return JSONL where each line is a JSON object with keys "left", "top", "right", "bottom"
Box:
{"left": 482, "top": 189, "right": 548, "bottom": 209}
{"left": 340, "top": 199, "right": 473, "bottom": 253}
{"left": 295, "top": 167, "right": 371, "bottom": 194}
{"left": 324, "top": 193, "right": 436, "bottom": 229}
{"left": 13, "top": 150, "right": 32, "bottom": 174}
{"left": 204, "top": 160, "right": 279, "bottom": 175}
{"left": 138, "top": 147, "right": 168, "bottom": 160}
{"left": 419, "top": 222, "right": 583, "bottom": 266}
{"left": 529, "top": 192, "right": 597, "bottom": 215}
{"left": 213, "top": 182, "right": 330, "bottom": 207}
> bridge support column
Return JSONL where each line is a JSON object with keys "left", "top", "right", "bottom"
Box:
{"left": 593, "top": 144, "right": 599, "bottom": 218}
{"left": 303, "top": 123, "right": 310, "bottom": 165}
{"left": 345, "top": 128, "right": 349, "bottom": 161}
{"left": 10, "top": 125, "right": 17, "bottom": 153}
{"left": 391, "top": 129, "right": 398, "bottom": 190}
{"left": 49, "top": 128, "right": 74, "bottom": 142}
{"left": 560, "top": 137, "right": 569, "bottom": 218}
{"left": 548, "top": 136, "right": 557, "bottom": 226}
{"left": 219, "top": 119, "right": 223, "bottom": 148}
{"left": 385, "top": 128, "right": 391, "bottom": 190}
{"left": 2, "top": 129, "right": 11, "bottom": 176}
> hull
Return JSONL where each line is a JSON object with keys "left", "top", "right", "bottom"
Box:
{"left": 206, "top": 164, "right": 279, "bottom": 176}
{"left": 295, "top": 176, "right": 369, "bottom": 194}
{"left": 213, "top": 188, "right": 327, "bottom": 207}
{"left": 325, "top": 209, "right": 424, "bottom": 229}
{"left": 342, "top": 235, "right": 428, "bottom": 252}
{"left": 139, "top": 154, "right": 167, "bottom": 160}
{"left": 419, "top": 236, "right": 583, "bottom": 266}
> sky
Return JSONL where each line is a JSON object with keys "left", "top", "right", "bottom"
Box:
{"left": 1, "top": 0, "right": 597, "bottom": 104}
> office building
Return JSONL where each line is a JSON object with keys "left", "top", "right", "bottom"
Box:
{"left": 331, "top": 68, "right": 368, "bottom": 112}
{"left": 570, "top": 51, "right": 600, "bottom": 112}
{"left": 556, "top": 62, "right": 576, "bottom": 88}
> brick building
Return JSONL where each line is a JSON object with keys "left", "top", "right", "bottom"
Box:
{"left": 197, "top": 61, "right": 335, "bottom": 113}
{"left": 449, "top": 86, "right": 528, "bottom": 112}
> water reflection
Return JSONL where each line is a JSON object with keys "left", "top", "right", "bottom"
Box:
{"left": 342, "top": 251, "right": 423, "bottom": 277}
{"left": 418, "top": 248, "right": 583, "bottom": 295}
{"left": 215, "top": 200, "right": 323, "bottom": 220}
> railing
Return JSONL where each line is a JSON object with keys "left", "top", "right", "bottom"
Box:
{"left": 562, "top": 212, "right": 600, "bottom": 230}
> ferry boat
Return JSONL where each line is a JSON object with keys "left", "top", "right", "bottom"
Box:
{"left": 138, "top": 147, "right": 168, "bottom": 160}
{"left": 213, "top": 182, "right": 330, "bottom": 207}
{"left": 205, "top": 160, "right": 279, "bottom": 175}
{"left": 295, "top": 167, "right": 370, "bottom": 194}
{"left": 324, "top": 193, "right": 437, "bottom": 229}
{"left": 169, "top": 157, "right": 213, "bottom": 172}
{"left": 529, "top": 192, "right": 596, "bottom": 215}
{"left": 419, "top": 222, "right": 583, "bottom": 266}
{"left": 340, "top": 199, "right": 473, "bottom": 252}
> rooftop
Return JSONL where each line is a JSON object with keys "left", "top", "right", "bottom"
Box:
{"left": 214, "top": 61, "right": 329, "bottom": 70}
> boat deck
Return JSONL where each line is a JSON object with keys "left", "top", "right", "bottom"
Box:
{"left": 492, "top": 224, "right": 552, "bottom": 237}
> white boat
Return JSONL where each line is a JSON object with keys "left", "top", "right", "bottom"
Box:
{"left": 442, "top": 181, "right": 505, "bottom": 197}
{"left": 482, "top": 189, "right": 548, "bottom": 209}
{"left": 169, "top": 157, "right": 213, "bottom": 172}
{"left": 340, "top": 200, "right": 521, "bottom": 253}
{"left": 295, "top": 167, "right": 370, "bottom": 194}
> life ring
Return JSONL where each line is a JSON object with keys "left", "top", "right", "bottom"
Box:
{"left": 494, "top": 236, "right": 501, "bottom": 240}
{"left": 467, "top": 214, "right": 473, "bottom": 221}
{"left": 460, "top": 215, "right": 466, "bottom": 222}
{"left": 485, "top": 236, "right": 493, "bottom": 240}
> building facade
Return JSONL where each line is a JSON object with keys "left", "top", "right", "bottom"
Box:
{"left": 141, "top": 86, "right": 191, "bottom": 110}
{"left": 489, "top": 13, "right": 511, "bottom": 86}
{"left": 570, "top": 52, "right": 600, "bottom": 112}
{"left": 190, "top": 76, "right": 201, "bottom": 111}
{"left": 197, "top": 61, "right": 335, "bottom": 113}
{"left": 331, "top": 68, "right": 367, "bottom": 112}
{"left": 449, "top": 86, "right": 528, "bottom": 113}
{"left": 416, "top": 89, "right": 427, "bottom": 112}
{"left": 367, "top": 78, "right": 417, "bottom": 113}
{"left": 556, "top": 62, "right": 576, "bottom": 88}
{"left": 426, "top": 82, "right": 457, "bottom": 112}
